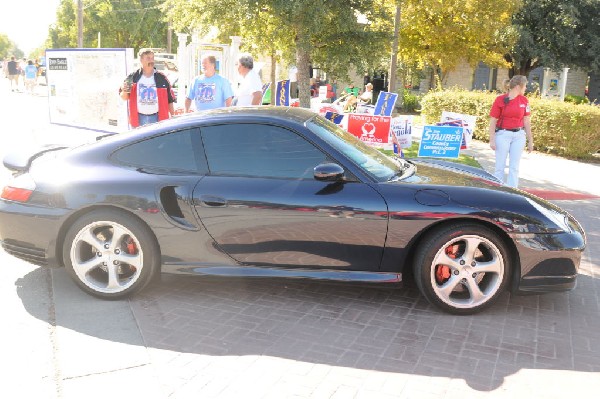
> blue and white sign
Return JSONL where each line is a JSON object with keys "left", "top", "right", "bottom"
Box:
{"left": 418, "top": 125, "right": 464, "bottom": 158}
{"left": 275, "top": 80, "right": 290, "bottom": 106}
{"left": 373, "top": 91, "right": 398, "bottom": 116}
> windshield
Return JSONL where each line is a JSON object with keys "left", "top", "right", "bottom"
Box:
{"left": 307, "top": 115, "right": 402, "bottom": 182}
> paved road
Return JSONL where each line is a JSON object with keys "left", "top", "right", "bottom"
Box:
{"left": 1, "top": 79, "right": 599, "bottom": 398}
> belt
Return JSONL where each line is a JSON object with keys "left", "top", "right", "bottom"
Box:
{"left": 497, "top": 127, "right": 523, "bottom": 132}
{"left": 139, "top": 112, "right": 158, "bottom": 116}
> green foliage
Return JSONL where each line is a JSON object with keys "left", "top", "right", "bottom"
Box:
{"left": 0, "top": 33, "right": 23, "bottom": 59}
{"left": 48, "top": 0, "right": 171, "bottom": 51}
{"left": 399, "top": 90, "right": 421, "bottom": 113}
{"left": 509, "top": 0, "right": 600, "bottom": 75}
{"left": 421, "top": 89, "right": 600, "bottom": 160}
{"left": 163, "top": 0, "right": 389, "bottom": 108}
{"left": 564, "top": 94, "right": 589, "bottom": 105}
{"left": 396, "top": 0, "right": 518, "bottom": 86}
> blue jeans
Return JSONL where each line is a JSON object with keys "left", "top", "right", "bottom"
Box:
{"left": 138, "top": 113, "right": 158, "bottom": 126}
{"left": 494, "top": 129, "right": 526, "bottom": 188}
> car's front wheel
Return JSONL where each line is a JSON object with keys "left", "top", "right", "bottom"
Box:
{"left": 63, "top": 209, "right": 160, "bottom": 299}
{"left": 414, "top": 223, "right": 511, "bottom": 314}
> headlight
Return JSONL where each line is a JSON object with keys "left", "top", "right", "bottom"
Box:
{"left": 526, "top": 198, "right": 571, "bottom": 232}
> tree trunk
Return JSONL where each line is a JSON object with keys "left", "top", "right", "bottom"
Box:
{"left": 296, "top": 36, "right": 311, "bottom": 109}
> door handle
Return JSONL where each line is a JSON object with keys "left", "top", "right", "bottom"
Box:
{"left": 198, "top": 195, "right": 227, "bottom": 207}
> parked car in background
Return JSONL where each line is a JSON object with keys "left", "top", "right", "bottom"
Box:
{"left": 0, "top": 108, "right": 586, "bottom": 314}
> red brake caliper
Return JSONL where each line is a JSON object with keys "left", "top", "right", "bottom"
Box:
{"left": 125, "top": 237, "right": 137, "bottom": 255}
{"left": 435, "top": 244, "right": 459, "bottom": 284}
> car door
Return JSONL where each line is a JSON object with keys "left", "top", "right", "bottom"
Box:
{"left": 192, "top": 122, "right": 389, "bottom": 271}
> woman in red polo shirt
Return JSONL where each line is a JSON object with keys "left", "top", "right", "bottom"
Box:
{"left": 489, "top": 75, "right": 534, "bottom": 188}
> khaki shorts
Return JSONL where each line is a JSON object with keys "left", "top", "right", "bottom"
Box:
{"left": 8, "top": 74, "right": 19, "bottom": 81}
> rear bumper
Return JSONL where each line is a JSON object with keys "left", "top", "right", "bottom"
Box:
{"left": 0, "top": 200, "right": 67, "bottom": 267}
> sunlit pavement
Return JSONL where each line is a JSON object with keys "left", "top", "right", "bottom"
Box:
{"left": 1, "top": 78, "right": 599, "bottom": 398}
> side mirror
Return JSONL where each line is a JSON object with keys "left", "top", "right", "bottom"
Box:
{"left": 314, "top": 163, "right": 345, "bottom": 181}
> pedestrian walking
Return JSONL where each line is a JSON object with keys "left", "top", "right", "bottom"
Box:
{"left": 24, "top": 60, "right": 38, "bottom": 95}
{"left": 119, "top": 48, "right": 176, "bottom": 127}
{"left": 185, "top": 55, "right": 234, "bottom": 112}
{"left": 488, "top": 75, "right": 534, "bottom": 188}
{"left": 7, "top": 56, "right": 20, "bottom": 92}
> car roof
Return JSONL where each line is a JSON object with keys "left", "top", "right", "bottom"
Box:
{"left": 87, "top": 107, "right": 318, "bottom": 150}
{"left": 157, "top": 106, "right": 317, "bottom": 131}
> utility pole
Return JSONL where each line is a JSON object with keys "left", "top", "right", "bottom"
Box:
{"left": 77, "top": 0, "right": 83, "bottom": 47}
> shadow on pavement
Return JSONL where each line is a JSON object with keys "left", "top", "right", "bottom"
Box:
{"left": 15, "top": 262, "right": 600, "bottom": 392}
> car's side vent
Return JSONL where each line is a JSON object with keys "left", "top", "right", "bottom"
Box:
{"left": 160, "top": 186, "right": 184, "bottom": 218}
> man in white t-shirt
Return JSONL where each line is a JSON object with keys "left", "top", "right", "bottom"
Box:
{"left": 234, "top": 53, "right": 263, "bottom": 106}
{"left": 119, "top": 49, "right": 176, "bottom": 127}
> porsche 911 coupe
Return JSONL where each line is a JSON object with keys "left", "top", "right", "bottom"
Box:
{"left": 0, "top": 107, "right": 586, "bottom": 314}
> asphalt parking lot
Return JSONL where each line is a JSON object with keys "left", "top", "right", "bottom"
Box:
{"left": 1, "top": 80, "right": 599, "bottom": 398}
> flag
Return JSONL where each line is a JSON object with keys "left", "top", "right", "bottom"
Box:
{"left": 324, "top": 111, "right": 344, "bottom": 125}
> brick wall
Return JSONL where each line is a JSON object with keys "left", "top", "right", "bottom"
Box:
{"left": 443, "top": 60, "right": 473, "bottom": 89}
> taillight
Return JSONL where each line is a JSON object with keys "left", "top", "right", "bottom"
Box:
{"left": 1, "top": 186, "right": 33, "bottom": 202}
{"left": 1, "top": 174, "right": 36, "bottom": 202}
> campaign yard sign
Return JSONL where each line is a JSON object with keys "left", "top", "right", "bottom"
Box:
{"left": 390, "top": 115, "right": 413, "bottom": 148}
{"left": 347, "top": 114, "right": 391, "bottom": 146}
{"left": 418, "top": 125, "right": 464, "bottom": 158}
{"left": 439, "top": 111, "right": 476, "bottom": 149}
{"left": 275, "top": 80, "right": 291, "bottom": 106}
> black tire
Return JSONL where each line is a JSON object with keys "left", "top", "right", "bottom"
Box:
{"left": 62, "top": 209, "right": 160, "bottom": 299}
{"left": 413, "top": 223, "right": 511, "bottom": 314}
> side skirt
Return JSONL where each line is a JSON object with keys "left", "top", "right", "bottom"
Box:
{"left": 161, "top": 263, "right": 402, "bottom": 284}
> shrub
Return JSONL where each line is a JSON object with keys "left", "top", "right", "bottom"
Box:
{"left": 564, "top": 94, "right": 589, "bottom": 105}
{"left": 400, "top": 90, "right": 421, "bottom": 113}
{"left": 420, "top": 89, "right": 600, "bottom": 161}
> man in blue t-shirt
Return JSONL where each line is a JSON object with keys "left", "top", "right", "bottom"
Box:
{"left": 185, "top": 55, "right": 234, "bottom": 112}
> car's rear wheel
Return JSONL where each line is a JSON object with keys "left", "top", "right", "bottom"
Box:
{"left": 414, "top": 223, "right": 510, "bottom": 314}
{"left": 63, "top": 209, "right": 160, "bottom": 299}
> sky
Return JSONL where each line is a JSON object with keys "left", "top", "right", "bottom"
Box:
{"left": 0, "top": 0, "right": 61, "bottom": 54}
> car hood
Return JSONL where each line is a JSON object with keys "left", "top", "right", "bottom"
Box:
{"left": 379, "top": 158, "right": 582, "bottom": 235}
{"left": 403, "top": 158, "right": 503, "bottom": 189}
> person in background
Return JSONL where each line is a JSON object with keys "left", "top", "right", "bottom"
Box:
{"left": 24, "top": 60, "right": 38, "bottom": 95}
{"left": 358, "top": 82, "right": 373, "bottom": 104}
{"left": 120, "top": 49, "right": 176, "bottom": 127}
{"left": 7, "top": 56, "right": 20, "bottom": 92}
{"left": 185, "top": 55, "right": 234, "bottom": 112}
{"left": 488, "top": 75, "right": 534, "bottom": 188}
{"left": 345, "top": 83, "right": 359, "bottom": 97}
{"left": 235, "top": 53, "right": 262, "bottom": 106}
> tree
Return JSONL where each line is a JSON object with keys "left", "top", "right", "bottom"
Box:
{"left": 162, "top": 0, "right": 390, "bottom": 108}
{"left": 396, "top": 0, "right": 518, "bottom": 89}
{"left": 0, "top": 33, "right": 19, "bottom": 59}
{"left": 507, "top": 0, "right": 600, "bottom": 76}
{"left": 48, "top": 0, "right": 171, "bottom": 51}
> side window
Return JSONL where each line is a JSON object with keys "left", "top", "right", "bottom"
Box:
{"left": 201, "top": 124, "right": 327, "bottom": 179}
{"left": 111, "top": 128, "right": 207, "bottom": 174}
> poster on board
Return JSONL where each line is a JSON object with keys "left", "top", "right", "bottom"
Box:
{"left": 46, "top": 48, "right": 132, "bottom": 133}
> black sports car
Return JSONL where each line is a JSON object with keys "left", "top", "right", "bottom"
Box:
{"left": 0, "top": 107, "right": 586, "bottom": 314}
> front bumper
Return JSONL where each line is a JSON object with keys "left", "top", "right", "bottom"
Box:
{"left": 511, "top": 229, "right": 585, "bottom": 294}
